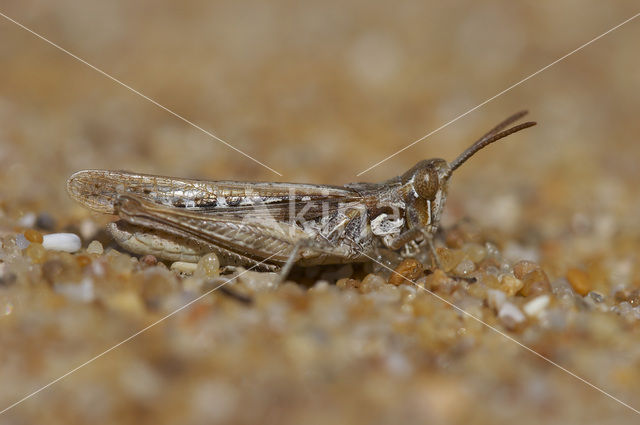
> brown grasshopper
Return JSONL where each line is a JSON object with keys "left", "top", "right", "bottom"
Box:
{"left": 67, "top": 111, "right": 535, "bottom": 273}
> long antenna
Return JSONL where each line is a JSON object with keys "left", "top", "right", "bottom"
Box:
{"left": 477, "top": 110, "right": 529, "bottom": 141}
{"left": 448, "top": 111, "right": 536, "bottom": 174}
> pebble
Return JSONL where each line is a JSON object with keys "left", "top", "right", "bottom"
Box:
{"left": 582, "top": 293, "right": 608, "bottom": 312}
{"left": 498, "top": 302, "right": 526, "bottom": 330}
{"left": 388, "top": 258, "right": 424, "bottom": 286}
{"left": 195, "top": 253, "right": 220, "bottom": 279}
{"left": 519, "top": 269, "right": 551, "bottom": 297}
{"left": 239, "top": 271, "right": 279, "bottom": 291}
{"left": 54, "top": 277, "right": 95, "bottom": 303}
{"left": 25, "top": 243, "right": 47, "bottom": 264}
{"left": 487, "top": 289, "right": 507, "bottom": 311}
{"left": 424, "top": 269, "right": 455, "bottom": 293}
{"left": 18, "top": 212, "right": 36, "bottom": 228}
{"left": 35, "top": 212, "right": 56, "bottom": 231}
{"left": 566, "top": 268, "right": 591, "bottom": 296}
{"left": 42, "top": 233, "right": 82, "bottom": 253}
{"left": 513, "top": 260, "right": 540, "bottom": 280}
{"left": 336, "top": 278, "right": 360, "bottom": 290}
{"left": 588, "top": 291, "right": 605, "bottom": 303}
{"left": 454, "top": 258, "right": 475, "bottom": 276}
{"left": 480, "top": 273, "right": 500, "bottom": 289}
{"left": 171, "top": 261, "right": 198, "bottom": 275}
{"left": 360, "top": 273, "right": 386, "bottom": 292}
{"left": 79, "top": 218, "right": 99, "bottom": 240}
{"left": 499, "top": 274, "right": 523, "bottom": 296}
{"left": 140, "top": 254, "right": 158, "bottom": 266}
{"left": 15, "top": 233, "right": 30, "bottom": 250}
{"left": 311, "top": 280, "right": 330, "bottom": 292}
{"left": 436, "top": 248, "right": 464, "bottom": 272}
{"left": 550, "top": 278, "right": 574, "bottom": 298}
{"left": 86, "top": 240, "right": 104, "bottom": 255}
{"left": 523, "top": 295, "right": 551, "bottom": 318}
{"left": 24, "top": 229, "right": 43, "bottom": 243}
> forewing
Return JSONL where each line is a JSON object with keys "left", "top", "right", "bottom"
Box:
{"left": 67, "top": 170, "right": 362, "bottom": 221}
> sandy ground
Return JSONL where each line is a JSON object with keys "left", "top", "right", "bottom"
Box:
{"left": 1, "top": 1, "right": 640, "bottom": 424}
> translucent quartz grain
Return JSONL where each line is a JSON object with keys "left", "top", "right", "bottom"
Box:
{"left": 195, "top": 253, "right": 220, "bottom": 278}
{"left": 15, "top": 233, "right": 30, "bottom": 250}
{"left": 454, "top": 258, "right": 475, "bottom": 275}
{"left": 436, "top": 248, "right": 465, "bottom": 272}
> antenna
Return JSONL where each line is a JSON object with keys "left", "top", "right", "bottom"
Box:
{"left": 448, "top": 111, "right": 536, "bottom": 174}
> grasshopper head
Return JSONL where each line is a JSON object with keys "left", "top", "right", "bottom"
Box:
{"left": 401, "top": 111, "right": 536, "bottom": 233}
{"left": 401, "top": 158, "right": 451, "bottom": 231}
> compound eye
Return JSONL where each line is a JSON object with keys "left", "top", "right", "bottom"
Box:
{"left": 416, "top": 169, "right": 438, "bottom": 200}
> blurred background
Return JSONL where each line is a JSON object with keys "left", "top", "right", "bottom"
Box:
{"left": 1, "top": 1, "right": 639, "bottom": 424}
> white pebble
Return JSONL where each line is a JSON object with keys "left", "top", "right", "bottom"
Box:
{"left": 54, "top": 277, "right": 95, "bottom": 302}
{"left": 498, "top": 302, "right": 526, "bottom": 330}
{"left": 79, "top": 218, "right": 99, "bottom": 240}
{"left": 42, "top": 233, "right": 81, "bottom": 253}
{"left": 170, "top": 261, "right": 198, "bottom": 274}
{"left": 18, "top": 212, "right": 36, "bottom": 228}
{"left": 523, "top": 295, "right": 551, "bottom": 318}
{"left": 487, "top": 289, "right": 507, "bottom": 311}
{"left": 239, "top": 271, "right": 279, "bottom": 290}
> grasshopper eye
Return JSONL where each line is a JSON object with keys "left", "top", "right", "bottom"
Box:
{"left": 415, "top": 169, "right": 438, "bottom": 200}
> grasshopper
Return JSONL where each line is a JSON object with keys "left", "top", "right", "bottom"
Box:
{"left": 67, "top": 111, "right": 535, "bottom": 273}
